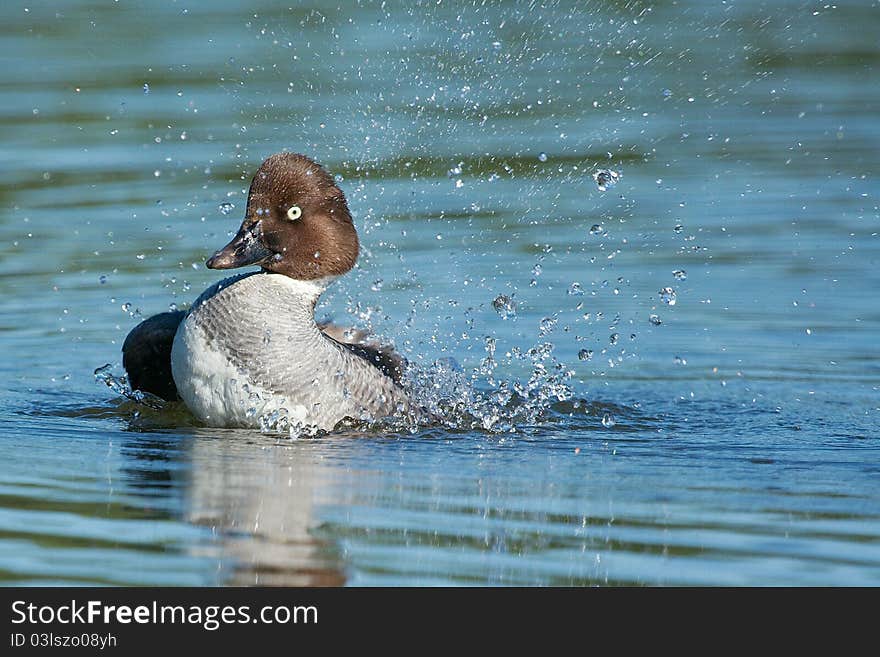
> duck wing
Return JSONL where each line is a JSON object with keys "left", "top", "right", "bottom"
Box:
{"left": 317, "top": 321, "right": 406, "bottom": 384}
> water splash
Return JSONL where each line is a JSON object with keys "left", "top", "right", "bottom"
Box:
{"left": 93, "top": 364, "right": 165, "bottom": 410}
{"left": 259, "top": 330, "right": 593, "bottom": 438}
{"left": 258, "top": 407, "right": 324, "bottom": 439}
{"left": 96, "top": 317, "right": 632, "bottom": 438}
{"left": 395, "top": 337, "right": 580, "bottom": 435}
{"left": 95, "top": 349, "right": 640, "bottom": 438}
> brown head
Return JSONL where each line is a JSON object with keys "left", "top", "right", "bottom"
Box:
{"left": 206, "top": 153, "right": 359, "bottom": 280}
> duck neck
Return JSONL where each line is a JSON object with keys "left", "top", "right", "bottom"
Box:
{"left": 263, "top": 273, "right": 337, "bottom": 330}
{"left": 272, "top": 275, "right": 331, "bottom": 300}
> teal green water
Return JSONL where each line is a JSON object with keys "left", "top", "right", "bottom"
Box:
{"left": 1, "top": 0, "right": 878, "bottom": 585}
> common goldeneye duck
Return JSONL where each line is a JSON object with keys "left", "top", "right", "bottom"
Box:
{"left": 122, "top": 152, "right": 413, "bottom": 431}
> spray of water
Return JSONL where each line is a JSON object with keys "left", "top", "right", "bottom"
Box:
{"left": 94, "top": 363, "right": 165, "bottom": 410}
{"left": 95, "top": 327, "right": 584, "bottom": 438}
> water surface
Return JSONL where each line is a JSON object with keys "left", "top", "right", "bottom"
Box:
{"left": 1, "top": 0, "right": 878, "bottom": 585}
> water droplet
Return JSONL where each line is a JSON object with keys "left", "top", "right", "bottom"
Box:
{"left": 532, "top": 263, "right": 543, "bottom": 277}
{"left": 568, "top": 282, "right": 583, "bottom": 296}
{"left": 649, "top": 314, "right": 662, "bottom": 326}
{"left": 589, "top": 224, "right": 604, "bottom": 235}
{"left": 609, "top": 333, "right": 619, "bottom": 345}
{"left": 99, "top": 275, "right": 108, "bottom": 285}
{"left": 659, "top": 287, "right": 677, "bottom": 305}
{"left": 142, "top": 83, "right": 150, "bottom": 94}
{"left": 673, "top": 224, "right": 684, "bottom": 234}
{"left": 371, "top": 279, "right": 383, "bottom": 291}
{"left": 601, "top": 413, "right": 616, "bottom": 428}
{"left": 674, "top": 355, "right": 687, "bottom": 365}
{"left": 593, "top": 169, "right": 620, "bottom": 192}
{"left": 492, "top": 294, "right": 516, "bottom": 318}
{"left": 454, "top": 179, "right": 464, "bottom": 189}
{"left": 538, "top": 316, "right": 557, "bottom": 336}
{"left": 578, "top": 349, "right": 593, "bottom": 361}
{"left": 672, "top": 269, "right": 687, "bottom": 281}
{"left": 447, "top": 162, "right": 463, "bottom": 177}
{"left": 538, "top": 152, "right": 548, "bottom": 162}
{"left": 218, "top": 201, "right": 235, "bottom": 215}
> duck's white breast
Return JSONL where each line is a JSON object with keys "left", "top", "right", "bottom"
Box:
{"left": 170, "top": 271, "right": 410, "bottom": 430}
{"left": 171, "top": 314, "right": 309, "bottom": 428}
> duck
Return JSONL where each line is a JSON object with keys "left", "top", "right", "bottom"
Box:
{"left": 121, "top": 152, "right": 414, "bottom": 431}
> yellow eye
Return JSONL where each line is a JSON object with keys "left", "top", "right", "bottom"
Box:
{"left": 286, "top": 205, "right": 302, "bottom": 221}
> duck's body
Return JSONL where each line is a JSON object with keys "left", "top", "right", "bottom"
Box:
{"left": 122, "top": 152, "right": 415, "bottom": 431}
{"left": 171, "top": 271, "right": 409, "bottom": 430}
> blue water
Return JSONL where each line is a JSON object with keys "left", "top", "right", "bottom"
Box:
{"left": 0, "top": 0, "right": 878, "bottom": 585}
